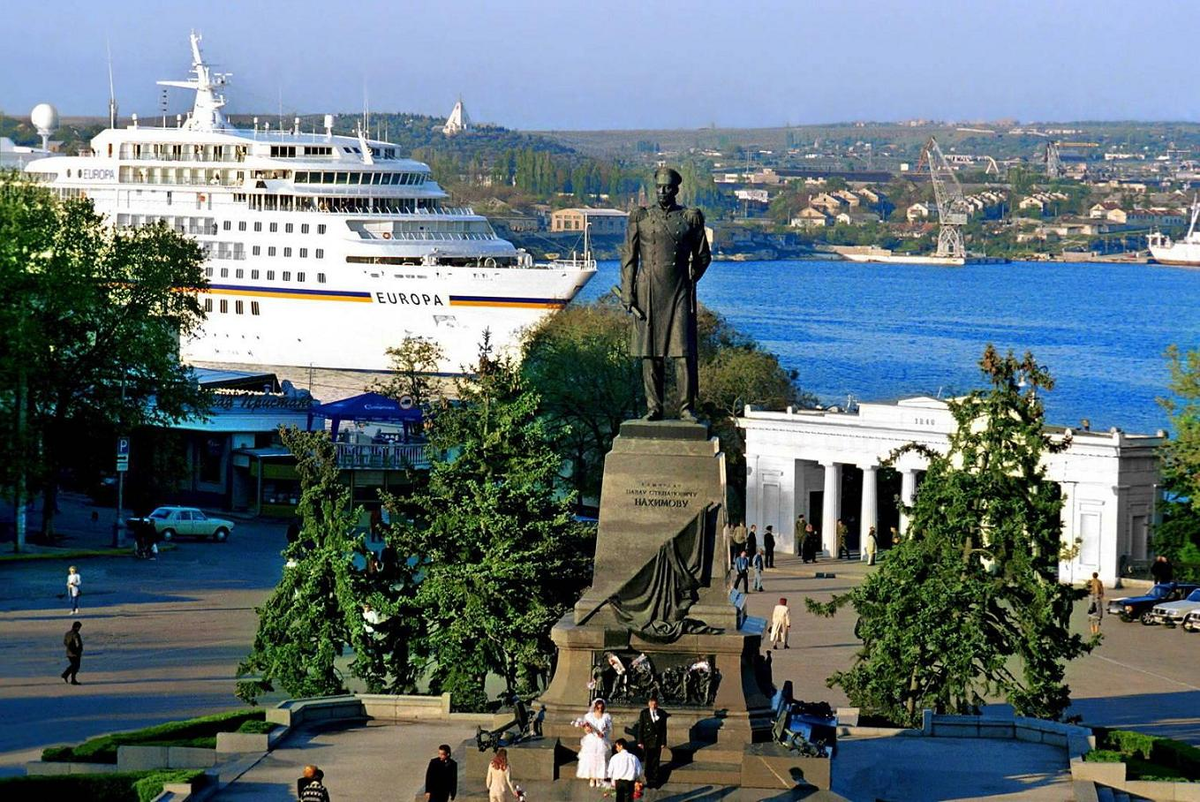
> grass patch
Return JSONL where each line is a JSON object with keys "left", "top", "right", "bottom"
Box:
{"left": 235, "top": 719, "right": 278, "bottom": 735}
{"left": 1084, "top": 728, "right": 1200, "bottom": 782}
{"left": 41, "top": 709, "right": 265, "bottom": 764}
{"left": 0, "top": 544, "right": 177, "bottom": 563}
{"left": 0, "top": 769, "right": 204, "bottom": 802}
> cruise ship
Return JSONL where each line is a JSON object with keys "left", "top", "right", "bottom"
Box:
{"left": 24, "top": 33, "right": 596, "bottom": 373}
{"left": 1148, "top": 198, "right": 1200, "bottom": 268}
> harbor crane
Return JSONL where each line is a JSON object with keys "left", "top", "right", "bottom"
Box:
{"left": 917, "top": 136, "right": 970, "bottom": 259}
{"left": 1045, "top": 141, "right": 1064, "bottom": 179}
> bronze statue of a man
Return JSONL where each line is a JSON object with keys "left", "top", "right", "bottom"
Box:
{"left": 620, "top": 166, "right": 712, "bottom": 421}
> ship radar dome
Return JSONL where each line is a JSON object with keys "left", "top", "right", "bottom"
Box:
{"left": 31, "top": 103, "right": 60, "bottom": 136}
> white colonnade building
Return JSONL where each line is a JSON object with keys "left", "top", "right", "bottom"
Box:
{"left": 740, "top": 396, "right": 1164, "bottom": 586}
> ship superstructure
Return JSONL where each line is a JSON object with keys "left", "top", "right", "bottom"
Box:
{"left": 1148, "top": 198, "right": 1200, "bottom": 268}
{"left": 24, "top": 33, "right": 595, "bottom": 372}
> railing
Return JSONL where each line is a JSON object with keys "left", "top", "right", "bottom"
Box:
{"left": 335, "top": 442, "right": 429, "bottom": 470}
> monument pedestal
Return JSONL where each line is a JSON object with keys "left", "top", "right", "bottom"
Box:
{"left": 537, "top": 419, "right": 773, "bottom": 759}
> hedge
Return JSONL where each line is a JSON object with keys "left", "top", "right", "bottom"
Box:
{"left": 0, "top": 769, "right": 203, "bottom": 802}
{"left": 41, "top": 709, "right": 265, "bottom": 763}
{"left": 1085, "top": 729, "right": 1200, "bottom": 782}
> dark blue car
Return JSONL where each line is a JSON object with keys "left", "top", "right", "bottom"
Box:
{"left": 1107, "top": 582, "right": 1200, "bottom": 624}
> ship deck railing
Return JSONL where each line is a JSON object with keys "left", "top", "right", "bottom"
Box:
{"left": 334, "top": 442, "right": 430, "bottom": 470}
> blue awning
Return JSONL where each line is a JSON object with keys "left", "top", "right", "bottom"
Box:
{"left": 307, "top": 392, "right": 422, "bottom": 437}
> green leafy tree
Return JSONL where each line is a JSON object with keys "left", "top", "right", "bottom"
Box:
{"left": 0, "top": 175, "right": 209, "bottom": 542}
{"left": 390, "top": 343, "right": 593, "bottom": 711}
{"left": 521, "top": 295, "right": 641, "bottom": 505}
{"left": 236, "top": 429, "right": 421, "bottom": 703}
{"left": 1154, "top": 346, "right": 1200, "bottom": 578}
{"left": 372, "top": 336, "right": 446, "bottom": 412}
{"left": 808, "top": 347, "right": 1090, "bottom": 725}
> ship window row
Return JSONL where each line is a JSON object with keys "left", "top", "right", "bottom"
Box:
{"left": 223, "top": 221, "right": 327, "bottom": 235}
{"left": 119, "top": 143, "right": 248, "bottom": 163}
{"left": 119, "top": 166, "right": 245, "bottom": 186}
{"left": 206, "top": 267, "right": 328, "bottom": 283}
{"left": 336, "top": 145, "right": 398, "bottom": 159}
{"left": 241, "top": 193, "right": 443, "bottom": 214}
{"left": 116, "top": 213, "right": 219, "bottom": 236}
{"left": 350, "top": 255, "right": 519, "bottom": 267}
{"left": 205, "top": 298, "right": 262, "bottom": 316}
{"left": 293, "top": 171, "right": 426, "bottom": 186}
{"left": 269, "top": 145, "right": 343, "bottom": 158}
{"left": 246, "top": 245, "right": 325, "bottom": 259}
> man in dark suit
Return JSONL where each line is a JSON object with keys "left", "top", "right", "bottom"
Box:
{"left": 635, "top": 695, "right": 669, "bottom": 787}
{"left": 424, "top": 744, "right": 457, "bottom": 802}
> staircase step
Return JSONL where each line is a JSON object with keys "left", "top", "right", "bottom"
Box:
{"left": 666, "top": 760, "right": 742, "bottom": 785}
{"left": 669, "top": 741, "right": 743, "bottom": 764}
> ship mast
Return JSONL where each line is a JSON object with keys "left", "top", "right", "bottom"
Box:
{"left": 156, "top": 31, "right": 232, "bottom": 131}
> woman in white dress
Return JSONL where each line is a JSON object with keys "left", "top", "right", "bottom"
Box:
{"left": 575, "top": 698, "right": 613, "bottom": 786}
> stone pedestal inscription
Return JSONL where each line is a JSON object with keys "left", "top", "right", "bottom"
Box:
{"left": 573, "top": 420, "right": 735, "bottom": 630}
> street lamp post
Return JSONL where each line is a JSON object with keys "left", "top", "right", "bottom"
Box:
{"left": 112, "top": 378, "right": 127, "bottom": 549}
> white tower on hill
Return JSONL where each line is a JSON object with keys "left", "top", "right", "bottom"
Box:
{"left": 443, "top": 96, "right": 470, "bottom": 136}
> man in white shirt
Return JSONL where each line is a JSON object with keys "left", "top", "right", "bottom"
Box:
{"left": 606, "top": 738, "right": 642, "bottom": 802}
{"left": 770, "top": 597, "right": 791, "bottom": 650}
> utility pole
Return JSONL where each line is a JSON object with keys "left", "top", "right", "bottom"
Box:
{"left": 113, "top": 378, "right": 128, "bottom": 548}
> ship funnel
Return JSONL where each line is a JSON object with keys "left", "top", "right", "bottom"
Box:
{"left": 324, "top": 114, "right": 334, "bottom": 139}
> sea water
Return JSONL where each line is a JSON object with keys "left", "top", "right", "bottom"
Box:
{"left": 578, "top": 260, "right": 1200, "bottom": 433}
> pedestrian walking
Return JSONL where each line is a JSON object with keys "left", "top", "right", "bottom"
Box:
{"left": 1087, "top": 572, "right": 1105, "bottom": 635}
{"left": 61, "top": 621, "right": 83, "bottom": 685}
{"left": 890, "top": 526, "right": 900, "bottom": 548}
{"left": 794, "top": 514, "right": 806, "bottom": 553}
{"left": 752, "top": 549, "right": 766, "bottom": 592}
{"left": 769, "top": 598, "right": 790, "bottom": 649}
{"left": 733, "top": 550, "right": 750, "bottom": 593}
{"left": 864, "top": 526, "right": 878, "bottom": 566}
{"left": 763, "top": 526, "right": 776, "bottom": 568}
{"left": 298, "top": 765, "right": 330, "bottom": 802}
{"left": 746, "top": 525, "right": 758, "bottom": 562}
{"left": 606, "top": 739, "right": 642, "bottom": 802}
{"left": 730, "top": 521, "right": 747, "bottom": 563}
{"left": 836, "top": 519, "right": 850, "bottom": 560}
{"left": 425, "top": 744, "right": 458, "bottom": 802}
{"left": 66, "top": 566, "right": 81, "bottom": 615}
{"left": 486, "top": 748, "right": 518, "bottom": 802}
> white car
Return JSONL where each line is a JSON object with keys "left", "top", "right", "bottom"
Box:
{"left": 1184, "top": 609, "right": 1200, "bottom": 632}
{"left": 1149, "top": 587, "right": 1200, "bottom": 626}
{"left": 127, "top": 506, "right": 235, "bottom": 542}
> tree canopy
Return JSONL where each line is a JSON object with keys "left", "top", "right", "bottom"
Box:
{"left": 236, "top": 428, "right": 423, "bottom": 703}
{"left": 808, "top": 347, "right": 1090, "bottom": 725}
{"left": 385, "top": 344, "right": 593, "bottom": 711}
{"left": 0, "top": 174, "right": 209, "bottom": 543}
{"left": 1154, "top": 345, "right": 1200, "bottom": 578}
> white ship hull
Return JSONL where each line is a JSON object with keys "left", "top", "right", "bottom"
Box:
{"left": 1149, "top": 240, "right": 1200, "bottom": 267}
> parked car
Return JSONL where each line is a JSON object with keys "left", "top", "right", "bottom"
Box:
{"left": 1147, "top": 587, "right": 1200, "bottom": 626}
{"left": 1183, "top": 609, "right": 1200, "bottom": 633}
{"left": 126, "top": 506, "right": 234, "bottom": 542}
{"left": 1107, "top": 583, "right": 1200, "bottom": 624}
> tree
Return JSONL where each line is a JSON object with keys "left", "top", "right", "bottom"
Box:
{"left": 372, "top": 336, "right": 446, "bottom": 412}
{"left": 1154, "top": 346, "right": 1200, "bottom": 578}
{"left": 236, "top": 428, "right": 422, "bottom": 703}
{"left": 389, "top": 343, "right": 593, "bottom": 711}
{"left": 808, "top": 347, "right": 1091, "bottom": 725}
{"left": 520, "top": 296, "right": 642, "bottom": 505}
{"left": 0, "top": 176, "right": 210, "bottom": 542}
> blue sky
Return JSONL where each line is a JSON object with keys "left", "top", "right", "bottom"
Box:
{"left": 2, "top": 0, "right": 1196, "bottom": 130}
